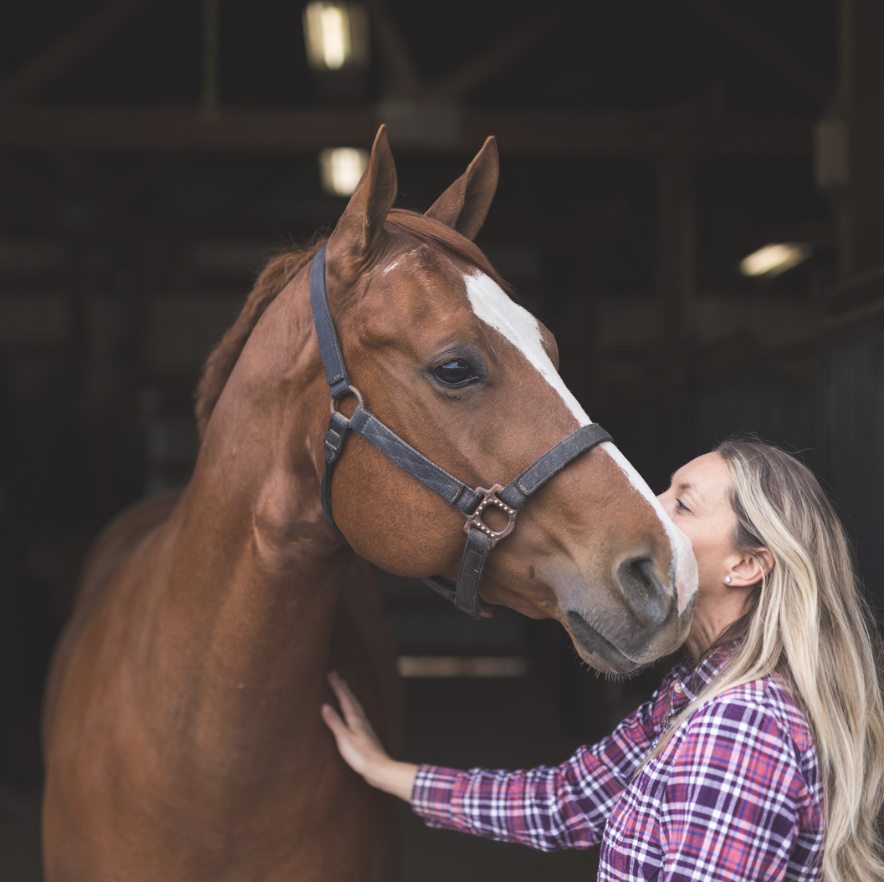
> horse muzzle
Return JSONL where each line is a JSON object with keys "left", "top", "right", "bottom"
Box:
{"left": 561, "top": 555, "right": 694, "bottom": 674}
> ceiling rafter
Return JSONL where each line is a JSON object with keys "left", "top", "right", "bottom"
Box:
{"left": 0, "top": 106, "right": 813, "bottom": 155}
{"left": 0, "top": 0, "right": 161, "bottom": 105}
{"left": 364, "top": 0, "right": 424, "bottom": 98}
{"left": 428, "top": 7, "right": 564, "bottom": 102}
{"left": 680, "top": 0, "right": 832, "bottom": 105}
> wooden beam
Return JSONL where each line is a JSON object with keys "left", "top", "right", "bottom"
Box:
{"left": 201, "top": 0, "right": 220, "bottom": 120}
{"left": 429, "top": 8, "right": 562, "bottom": 102}
{"left": 0, "top": 0, "right": 160, "bottom": 105}
{"left": 681, "top": 0, "right": 832, "bottom": 105}
{"left": 105, "top": 153, "right": 178, "bottom": 211}
{"left": 0, "top": 152, "right": 55, "bottom": 201}
{"left": 831, "top": 0, "right": 884, "bottom": 281}
{"left": 0, "top": 106, "right": 814, "bottom": 156}
{"left": 656, "top": 155, "right": 696, "bottom": 345}
{"left": 364, "top": 0, "right": 423, "bottom": 99}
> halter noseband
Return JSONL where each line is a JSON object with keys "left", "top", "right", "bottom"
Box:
{"left": 309, "top": 245, "right": 612, "bottom": 618}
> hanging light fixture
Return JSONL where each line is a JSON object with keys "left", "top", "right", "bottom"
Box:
{"left": 739, "top": 243, "right": 813, "bottom": 278}
{"left": 305, "top": 3, "right": 370, "bottom": 197}
{"left": 319, "top": 147, "right": 369, "bottom": 197}
{"left": 303, "top": 2, "right": 369, "bottom": 71}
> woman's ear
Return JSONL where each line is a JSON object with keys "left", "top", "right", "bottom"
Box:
{"left": 728, "top": 547, "right": 774, "bottom": 587}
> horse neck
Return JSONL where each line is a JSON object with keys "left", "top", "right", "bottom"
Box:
{"left": 145, "top": 270, "right": 347, "bottom": 739}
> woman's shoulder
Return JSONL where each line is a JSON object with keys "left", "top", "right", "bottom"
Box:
{"left": 688, "top": 673, "right": 816, "bottom": 757}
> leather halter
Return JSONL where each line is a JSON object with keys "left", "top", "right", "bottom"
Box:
{"left": 309, "top": 245, "right": 612, "bottom": 618}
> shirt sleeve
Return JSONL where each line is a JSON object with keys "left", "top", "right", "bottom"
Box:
{"left": 658, "top": 697, "right": 816, "bottom": 882}
{"left": 410, "top": 692, "right": 662, "bottom": 852}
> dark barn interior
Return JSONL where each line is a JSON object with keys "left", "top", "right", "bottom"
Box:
{"left": 2, "top": 0, "right": 883, "bottom": 878}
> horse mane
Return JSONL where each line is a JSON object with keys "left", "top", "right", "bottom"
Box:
{"left": 194, "top": 239, "right": 325, "bottom": 439}
{"left": 194, "top": 210, "right": 509, "bottom": 441}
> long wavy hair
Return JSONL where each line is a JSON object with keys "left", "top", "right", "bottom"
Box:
{"left": 647, "top": 438, "right": 884, "bottom": 882}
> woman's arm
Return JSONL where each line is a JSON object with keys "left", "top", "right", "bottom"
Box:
{"left": 321, "top": 670, "right": 657, "bottom": 852}
{"left": 321, "top": 671, "right": 419, "bottom": 801}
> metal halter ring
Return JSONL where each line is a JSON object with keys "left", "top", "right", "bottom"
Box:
{"left": 330, "top": 384, "right": 364, "bottom": 414}
{"left": 463, "top": 484, "right": 519, "bottom": 547}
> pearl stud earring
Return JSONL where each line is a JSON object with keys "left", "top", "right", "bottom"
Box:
{"left": 725, "top": 576, "right": 732, "bottom": 584}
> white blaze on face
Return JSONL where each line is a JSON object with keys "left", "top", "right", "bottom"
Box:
{"left": 598, "top": 442, "right": 698, "bottom": 614}
{"left": 464, "top": 272, "right": 591, "bottom": 426}
{"left": 464, "top": 270, "right": 698, "bottom": 613}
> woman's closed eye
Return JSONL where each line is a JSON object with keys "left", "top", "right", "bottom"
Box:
{"left": 675, "top": 497, "right": 692, "bottom": 514}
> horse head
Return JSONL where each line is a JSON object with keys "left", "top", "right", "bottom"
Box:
{"left": 305, "top": 127, "right": 697, "bottom": 674}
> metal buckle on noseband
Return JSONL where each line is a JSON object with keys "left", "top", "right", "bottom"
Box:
{"left": 463, "top": 484, "right": 518, "bottom": 546}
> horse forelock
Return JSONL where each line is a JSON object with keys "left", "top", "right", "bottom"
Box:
{"left": 194, "top": 210, "right": 508, "bottom": 442}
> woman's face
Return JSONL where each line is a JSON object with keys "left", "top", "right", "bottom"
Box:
{"left": 656, "top": 452, "right": 740, "bottom": 592}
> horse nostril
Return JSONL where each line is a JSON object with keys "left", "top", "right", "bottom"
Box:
{"left": 617, "top": 557, "right": 672, "bottom": 626}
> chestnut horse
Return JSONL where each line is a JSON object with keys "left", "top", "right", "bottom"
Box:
{"left": 41, "top": 128, "right": 697, "bottom": 881}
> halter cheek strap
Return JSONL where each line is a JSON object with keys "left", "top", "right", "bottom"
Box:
{"left": 309, "top": 245, "right": 612, "bottom": 618}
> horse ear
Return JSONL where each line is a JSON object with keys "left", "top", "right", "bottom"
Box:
{"left": 326, "top": 125, "right": 398, "bottom": 282}
{"left": 425, "top": 136, "right": 499, "bottom": 240}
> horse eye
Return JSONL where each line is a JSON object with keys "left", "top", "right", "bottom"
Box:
{"left": 433, "top": 359, "right": 476, "bottom": 387}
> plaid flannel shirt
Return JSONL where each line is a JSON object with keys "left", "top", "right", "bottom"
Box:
{"left": 411, "top": 648, "right": 824, "bottom": 881}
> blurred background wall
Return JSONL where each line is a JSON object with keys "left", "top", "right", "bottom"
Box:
{"left": 1, "top": 1, "right": 882, "bottom": 878}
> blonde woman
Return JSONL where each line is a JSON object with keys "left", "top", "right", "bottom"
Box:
{"left": 322, "top": 438, "right": 884, "bottom": 881}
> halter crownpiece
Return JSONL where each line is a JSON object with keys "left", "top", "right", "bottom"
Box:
{"left": 309, "top": 244, "right": 612, "bottom": 618}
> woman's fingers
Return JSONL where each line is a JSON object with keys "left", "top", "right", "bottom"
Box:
{"left": 320, "top": 694, "right": 353, "bottom": 745}
{"left": 321, "top": 700, "right": 360, "bottom": 757}
{"left": 321, "top": 672, "right": 419, "bottom": 802}
{"left": 327, "top": 671, "right": 353, "bottom": 711}
{"left": 327, "top": 672, "right": 353, "bottom": 718}
{"left": 324, "top": 672, "right": 379, "bottom": 747}
{"left": 320, "top": 702, "right": 345, "bottom": 736}
{"left": 328, "top": 671, "right": 369, "bottom": 731}
{"left": 322, "top": 673, "right": 390, "bottom": 778}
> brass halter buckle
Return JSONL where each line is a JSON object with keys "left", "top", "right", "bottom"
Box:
{"left": 463, "top": 484, "right": 519, "bottom": 547}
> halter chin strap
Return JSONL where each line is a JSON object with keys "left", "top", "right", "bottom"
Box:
{"left": 309, "top": 244, "right": 612, "bottom": 618}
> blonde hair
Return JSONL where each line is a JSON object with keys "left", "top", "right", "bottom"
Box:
{"left": 647, "top": 438, "right": 884, "bottom": 882}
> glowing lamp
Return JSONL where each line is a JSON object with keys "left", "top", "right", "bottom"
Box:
{"left": 303, "top": 2, "right": 369, "bottom": 71}
{"left": 739, "top": 243, "right": 812, "bottom": 278}
{"left": 319, "top": 147, "right": 369, "bottom": 197}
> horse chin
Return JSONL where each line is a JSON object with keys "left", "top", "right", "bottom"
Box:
{"left": 565, "top": 612, "right": 642, "bottom": 676}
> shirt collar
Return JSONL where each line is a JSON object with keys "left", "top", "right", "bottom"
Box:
{"left": 669, "top": 640, "right": 740, "bottom": 702}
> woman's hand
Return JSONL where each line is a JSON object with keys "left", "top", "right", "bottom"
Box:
{"left": 321, "top": 671, "right": 418, "bottom": 802}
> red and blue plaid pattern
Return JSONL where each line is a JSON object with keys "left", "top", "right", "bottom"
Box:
{"left": 412, "top": 649, "right": 823, "bottom": 881}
